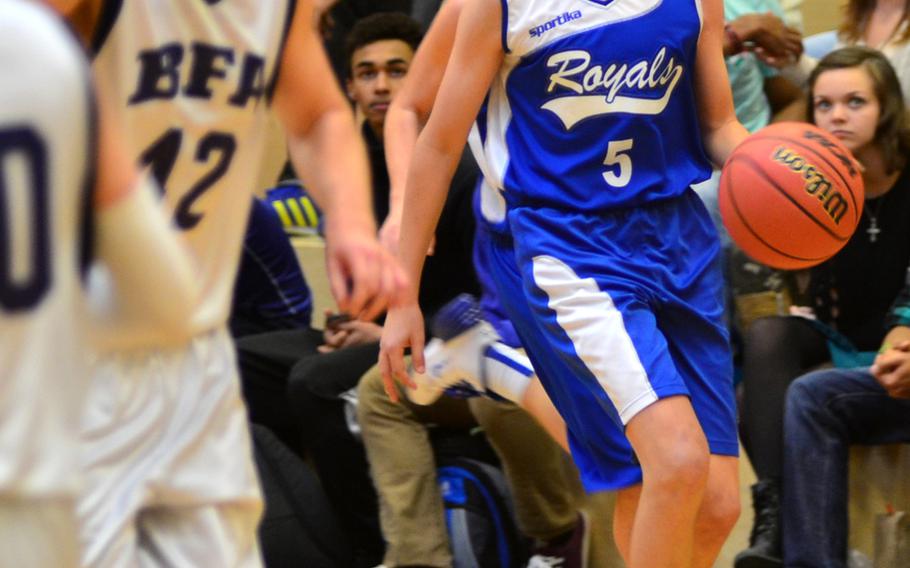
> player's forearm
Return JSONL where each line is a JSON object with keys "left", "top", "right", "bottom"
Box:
{"left": 383, "top": 102, "right": 422, "bottom": 218}
{"left": 695, "top": 0, "right": 750, "bottom": 166}
{"left": 96, "top": 176, "right": 200, "bottom": 341}
{"left": 397, "top": 137, "right": 462, "bottom": 300}
{"left": 383, "top": 2, "right": 460, "bottom": 219}
{"left": 287, "top": 108, "right": 376, "bottom": 236}
{"left": 703, "top": 119, "right": 750, "bottom": 168}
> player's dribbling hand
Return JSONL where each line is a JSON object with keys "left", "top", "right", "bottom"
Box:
{"left": 378, "top": 302, "right": 425, "bottom": 403}
{"left": 325, "top": 226, "right": 409, "bottom": 322}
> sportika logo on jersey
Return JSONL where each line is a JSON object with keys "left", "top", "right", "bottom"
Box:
{"left": 529, "top": 11, "right": 583, "bottom": 38}
{"left": 541, "top": 47, "right": 683, "bottom": 129}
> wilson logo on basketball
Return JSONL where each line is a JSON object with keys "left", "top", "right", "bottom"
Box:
{"left": 772, "top": 146, "right": 849, "bottom": 224}
{"left": 801, "top": 130, "right": 860, "bottom": 178}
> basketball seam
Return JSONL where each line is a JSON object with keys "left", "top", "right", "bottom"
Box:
{"left": 738, "top": 154, "right": 850, "bottom": 242}
{"left": 725, "top": 165, "right": 831, "bottom": 263}
{"left": 742, "top": 134, "right": 861, "bottom": 216}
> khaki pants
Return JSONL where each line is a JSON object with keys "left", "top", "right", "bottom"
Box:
{"left": 357, "top": 362, "right": 623, "bottom": 568}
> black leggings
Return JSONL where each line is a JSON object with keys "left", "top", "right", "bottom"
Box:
{"left": 739, "top": 316, "right": 830, "bottom": 479}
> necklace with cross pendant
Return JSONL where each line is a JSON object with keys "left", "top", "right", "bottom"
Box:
{"left": 867, "top": 216, "right": 881, "bottom": 242}
{"left": 864, "top": 194, "right": 887, "bottom": 243}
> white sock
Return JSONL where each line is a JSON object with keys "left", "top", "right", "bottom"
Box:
{"left": 482, "top": 343, "right": 535, "bottom": 402}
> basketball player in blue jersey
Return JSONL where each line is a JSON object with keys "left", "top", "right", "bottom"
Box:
{"left": 0, "top": 1, "right": 200, "bottom": 566}
{"left": 380, "top": 1, "right": 751, "bottom": 567}
{"left": 381, "top": 0, "right": 569, "bottom": 449}
{"left": 47, "top": 0, "right": 407, "bottom": 566}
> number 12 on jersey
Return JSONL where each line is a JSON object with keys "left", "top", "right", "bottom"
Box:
{"left": 140, "top": 128, "right": 236, "bottom": 230}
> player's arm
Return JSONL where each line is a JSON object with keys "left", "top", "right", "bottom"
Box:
{"left": 273, "top": 0, "right": 406, "bottom": 321}
{"left": 694, "top": 0, "right": 750, "bottom": 166}
{"left": 92, "top": 91, "right": 200, "bottom": 343}
{"left": 381, "top": 0, "right": 466, "bottom": 253}
{"left": 378, "top": 0, "right": 502, "bottom": 399}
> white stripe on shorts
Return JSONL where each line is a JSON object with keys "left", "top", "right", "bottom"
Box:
{"left": 531, "top": 255, "right": 657, "bottom": 424}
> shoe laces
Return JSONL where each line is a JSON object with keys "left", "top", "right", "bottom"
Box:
{"left": 527, "top": 555, "right": 565, "bottom": 568}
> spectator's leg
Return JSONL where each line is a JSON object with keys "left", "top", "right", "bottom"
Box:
{"left": 234, "top": 328, "right": 323, "bottom": 454}
{"left": 287, "top": 342, "right": 383, "bottom": 568}
{"left": 470, "top": 397, "right": 627, "bottom": 567}
{"left": 357, "top": 362, "right": 475, "bottom": 568}
{"left": 782, "top": 368, "right": 910, "bottom": 568}
{"left": 739, "top": 316, "right": 828, "bottom": 479}
{"left": 736, "top": 316, "right": 828, "bottom": 566}
{"left": 467, "top": 398, "right": 580, "bottom": 541}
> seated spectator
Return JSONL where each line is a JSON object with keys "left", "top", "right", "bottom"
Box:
{"left": 736, "top": 46, "right": 910, "bottom": 566}
{"left": 781, "top": 280, "right": 910, "bottom": 568}
{"left": 230, "top": 197, "right": 315, "bottom": 338}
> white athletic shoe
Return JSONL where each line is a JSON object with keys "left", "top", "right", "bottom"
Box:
{"left": 406, "top": 294, "right": 501, "bottom": 405}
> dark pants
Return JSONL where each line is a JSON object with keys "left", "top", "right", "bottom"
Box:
{"left": 287, "top": 341, "right": 382, "bottom": 568}
{"left": 235, "top": 330, "right": 384, "bottom": 568}
{"left": 782, "top": 368, "right": 910, "bottom": 567}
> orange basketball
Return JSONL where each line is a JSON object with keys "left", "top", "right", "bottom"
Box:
{"left": 719, "top": 122, "right": 865, "bottom": 270}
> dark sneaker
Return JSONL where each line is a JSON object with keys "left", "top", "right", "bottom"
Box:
{"left": 527, "top": 511, "right": 590, "bottom": 568}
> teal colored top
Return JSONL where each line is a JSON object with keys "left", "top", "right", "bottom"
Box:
{"left": 886, "top": 278, "right": 910, "bottom": 330}
{"left": 724, "top": 0, "right": 785, "bottom": 132}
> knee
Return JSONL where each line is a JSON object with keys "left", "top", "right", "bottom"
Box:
{"left": 355, "top": 364, "right": 395, "bottom": 420}
{"left": 648, "top": 441, "right": 710, "bottom": 495}
{"left": 699, "top": 484, "right": 741, "bottom": 536}
{"left": 469, "top": 397, "right": 524, "bottom": 434}
{"left": 743, "top": 316, "right": 791, "bottom": 358}
{"left": 785, "top": 374, "right": 826, "bottom": 420}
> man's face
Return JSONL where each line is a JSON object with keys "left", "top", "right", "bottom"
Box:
{"left": 347, "top": 39, "right": 414, "bottom": 135}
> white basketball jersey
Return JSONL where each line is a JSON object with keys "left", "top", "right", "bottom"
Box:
{"left": 0, "top": 0, "right": 95, "bottom": 496}
{"left": 92, "top": 0, "right": 295, "bottom": 334}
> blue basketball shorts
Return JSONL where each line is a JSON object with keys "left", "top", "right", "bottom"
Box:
{"left": 474, "top": 220, "right": 522, "bottom": 348}
{"left": 486, "top": 189, "right": 739, "bottom": 492}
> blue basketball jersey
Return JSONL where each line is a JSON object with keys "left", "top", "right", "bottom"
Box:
{"left": 477, "top": 0, "right": 712, "bottom": 213}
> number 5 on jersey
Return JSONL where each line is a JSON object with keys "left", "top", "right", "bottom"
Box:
{"left": 603, "top": 138, "right": 633, "bottom": 188}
